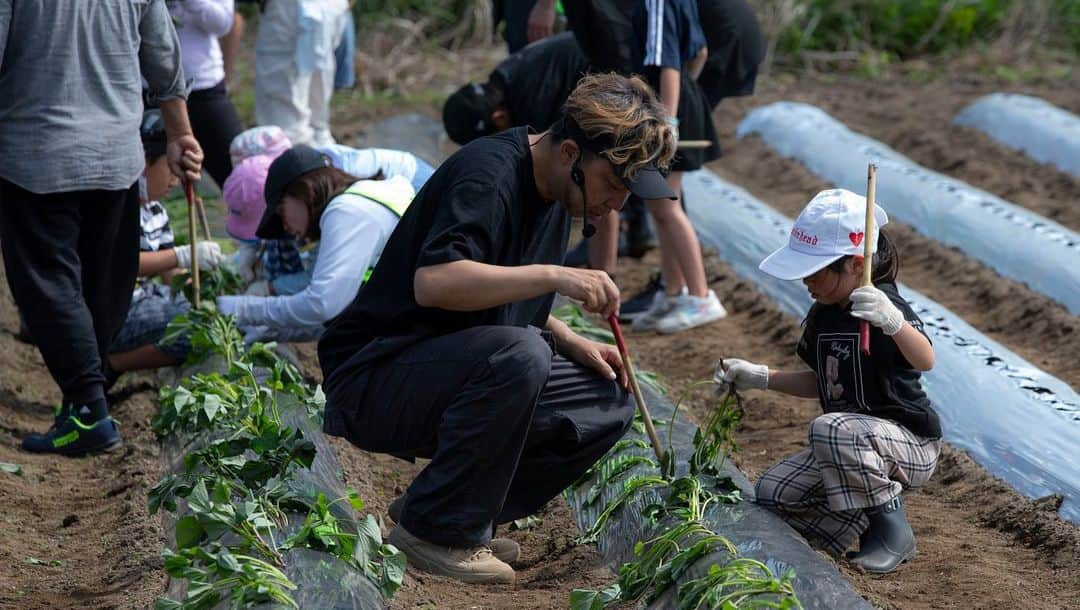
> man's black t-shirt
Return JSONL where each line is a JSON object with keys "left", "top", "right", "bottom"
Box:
{"left": 493, "top": 32, "right": 592, "bottom": 133}
{"left": 318, "top": 127, "right": 571, "bottom": 385}
{"left": 795, "top": 282, "right": 942, "bottom": 439}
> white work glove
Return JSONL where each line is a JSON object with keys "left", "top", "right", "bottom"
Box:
{"left": 228, "top": 243, "right": 259, "bottom": 283}
{"left": 174, "top": 242, "right": 224, "bottom": 270}
{"left": 244, "top": 280, "right": 271, "bottom": 296}
{"left": 713, "top": 358, "right": 769, "bottom": 391}
{"left": 849, "top": 286, "right": 904, "bottom": 336}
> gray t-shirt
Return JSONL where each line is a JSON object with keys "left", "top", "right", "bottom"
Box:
{"left": 0, "top": 0, "right": 186, "bottom": 194}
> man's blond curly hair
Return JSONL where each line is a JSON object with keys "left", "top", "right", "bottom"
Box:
{"left": 560, "top": 73, "right": 677, "bottom": 179}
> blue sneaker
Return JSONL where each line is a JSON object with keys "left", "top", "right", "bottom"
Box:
{"left": 22, "top": 411, "right": 122, "bottom": 457}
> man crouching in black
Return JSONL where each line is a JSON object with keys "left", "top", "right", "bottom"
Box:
{"left": 317, "top": 73, "right": 677, "bottom": 584}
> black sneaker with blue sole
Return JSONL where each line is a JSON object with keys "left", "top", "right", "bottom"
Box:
{"left": 22, "top": 412, "right": 122, "bottom": 457}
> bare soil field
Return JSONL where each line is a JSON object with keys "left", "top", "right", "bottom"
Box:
{"left": 0, "top": 46, "right": 1077, "bottom": 609}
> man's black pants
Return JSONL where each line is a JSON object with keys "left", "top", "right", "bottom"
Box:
{"left": 325, "top": 325, "right": 636, "bottom": 547}
{"left": 0, "top": 178, "right": 140, "bottom": 407}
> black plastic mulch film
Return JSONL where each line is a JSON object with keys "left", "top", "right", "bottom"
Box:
{"left": 158, "top": 363, "right": 385, "bottom": 610}
{"left": 565, "top": 383, "right": 871, "bottom": 610}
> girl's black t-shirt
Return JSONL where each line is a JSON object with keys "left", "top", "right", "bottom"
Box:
{"left": 796, "top": 282, "right": 942, "bottom": 439}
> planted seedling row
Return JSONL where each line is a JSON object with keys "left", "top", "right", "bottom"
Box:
{"left": 149, "top": 272, "right": 404, "bottom": 609}
{"left": 555, "top": 305, "right": 802, "bottom": 610}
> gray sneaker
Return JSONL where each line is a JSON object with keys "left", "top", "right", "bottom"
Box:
{"left": 655, "top": 290, "right": 728, "bottom": 334}
{"left": 387, "top": 495, "right": 520, "bottom": 563}
{"left": 388, "top": 525, "right": 515, "bottom": 584}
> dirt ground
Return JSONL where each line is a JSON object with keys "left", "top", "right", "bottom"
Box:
{"left": 1, "top": 41, "right": 1078, "bottom": 610}
{"left": 615, "top": 53, "right": 1080, "bottom": 609}
{"left": 0, "top": 265, "right": 168, "bottom": 609}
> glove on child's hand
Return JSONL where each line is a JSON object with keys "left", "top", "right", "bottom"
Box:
{"left": 174, "top": 242, "right": 224, "bottom": 270}
{"left": 849, "top": 286, "right": 904, "bottom": 336}
{"left": 713, "top": 358, "right": 769, "bottom": 391}
{"left": 228, "top": 243, "right": 259, "bottom": 283}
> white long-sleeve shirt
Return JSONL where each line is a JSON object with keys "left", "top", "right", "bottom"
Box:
{"left": 169, "top": 0, "right": 233, "bottom": 91}
{"left": 226, "top": 176, "right": 413, "bottom": 338}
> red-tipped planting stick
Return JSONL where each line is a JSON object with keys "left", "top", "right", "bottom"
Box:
{"left": 607, "top": 314, "right": 666, "bottom": 463}
{"left": 860, "top": 164, "right": 877, "bottom": 355}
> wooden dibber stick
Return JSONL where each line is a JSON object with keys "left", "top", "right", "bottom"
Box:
{"left": 184, "top": 180, "right": 201, "bottom": 308}
{"left": 676, "top": 139, "right": 713, "bottom": 149}
{"left": 859, "top": 163, "right": 877, "bottom": 355}
{"left": 607, "top": 314, "right": 666, "bottom": 463}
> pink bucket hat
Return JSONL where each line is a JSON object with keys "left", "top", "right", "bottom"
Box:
{"left": 229, "top": 126, "right": 292, "bottom": 167}
{"left": 223, "top": 154, "right": 274, "bottom": 241}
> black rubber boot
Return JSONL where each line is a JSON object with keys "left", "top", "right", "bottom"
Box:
{"left": 849, "top": 495, "right": 915, "bottom": 574}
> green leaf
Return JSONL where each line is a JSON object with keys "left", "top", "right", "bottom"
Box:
{"left": 0, "top": 462, "right": 23, "bottom": 476}
{"left": 215, "top": 548, "right": 242, "bottom": 573}
{"left": 174, "top": 515, "right": 204, "bottom": 549}
{"left": 569, "top": 584, "right": 621, "bottom": 610}
{"left": 378, "top": 544, "right": 407, "bottom": 598}
{"left": 344, "top": 489, "right": 365, "bottom": 512}
{"left": 23, "top": 557, "right": 61, "bottom": 567}
{"left": 355, "top": 514, "right": 382, "bottom": 565}
{"left": 153, "top": 598, "right": 184, "bottom": 610}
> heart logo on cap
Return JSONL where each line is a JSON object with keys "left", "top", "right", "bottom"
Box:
{"left": 849, "top": 232, "right": 864, "bottom": 246}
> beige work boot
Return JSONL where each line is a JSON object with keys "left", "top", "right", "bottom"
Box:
{"left": 388, "top": 525, "right": 515, "bottom": 584}
{"left": 388, "top": 495, "right": 521, "bottom": 563}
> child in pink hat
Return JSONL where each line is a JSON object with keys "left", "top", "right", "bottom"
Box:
{"left": 223, "top": 154, "right": 273, "bottom": 242}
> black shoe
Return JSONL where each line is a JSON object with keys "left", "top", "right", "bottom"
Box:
{"left": 21, "top": 412, "right": 122, "bottom": 457}
{"left": 849, "top": 496, "right": 916, "bottom": 573}
{"left": 564, "top": 239, "right": 590, "bottom": 268}
{"left": 618, "top": 273, "right": 664, "bottom": 323}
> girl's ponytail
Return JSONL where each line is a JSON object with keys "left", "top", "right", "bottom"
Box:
{"left": 871, "top": 229, "right": 899, "bottom": 285}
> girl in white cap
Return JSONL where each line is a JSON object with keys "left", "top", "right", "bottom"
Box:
{"left": 716, "top": 188, "right": 941, "bottom": 574}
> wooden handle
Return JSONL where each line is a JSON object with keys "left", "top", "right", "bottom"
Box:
{"left": 608, "top": 314, "right": 666, "bottom": 463}
{"left": 860, "top": 164, "right": 877, "bottom": 355}
{"left": 677, "top": 139, "right": 713, "bottom": 149}
{"left": 185, "top": 181, "right": 201, "bottom": 308}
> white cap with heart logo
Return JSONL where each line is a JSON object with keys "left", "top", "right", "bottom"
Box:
{"left": 759, "top": 188, "right": 889, "bottom": 280}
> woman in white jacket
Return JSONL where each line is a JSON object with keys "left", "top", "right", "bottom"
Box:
{"left": 216, "top": 145, "right": 415, "bottom": 342}
{"left": 167, "top": 0, "right": 244, "bottom": 187}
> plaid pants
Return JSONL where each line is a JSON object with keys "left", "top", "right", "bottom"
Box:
{"left": 755, "top": 412, "right": 941, "bottom": 555}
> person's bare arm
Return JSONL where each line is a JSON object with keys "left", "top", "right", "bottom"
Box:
{"left": 767, "top": 369, "right": 820, "bottom": 398}
{"left": 139, "top": 249, "right": 179, "bottom": 277}
{"left": 659, "top": 67, "right": 681, "bottom": 119}
{"left": 527, "top": 0, "right": 556, "bottom": 43}
{"left": 687, "top": 45, "right": 707, "bottom": 80}
{"left": 158, "top": 97, "right": 203, "bottom": 184}
{"left": 414, "top": 260, "right": 620, "bottom": 318}
{"left": 891, "top": 323, "right": 935, "bottom": 371}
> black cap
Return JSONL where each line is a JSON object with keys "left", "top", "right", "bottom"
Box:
{"left": 622, "top": 165, "right": 676, "bottom": 200}
{"left": 140, "top": 108, "right": 167, "bottom": 160}
{"left": 257, "top": 145, "right": 333, "bottom": 239}
{"left": 559, "top": 115, "right": 677, "bottom": 201}
{"left": 442, "top": 83, "right": 498, "bottom": 145}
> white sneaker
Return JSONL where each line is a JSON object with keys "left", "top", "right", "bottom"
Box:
{"left": 632, "top": 288, "right": 683, "bottom": 332}
{"left": 656, "top": 290, "right": 728, "bottom": 334}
